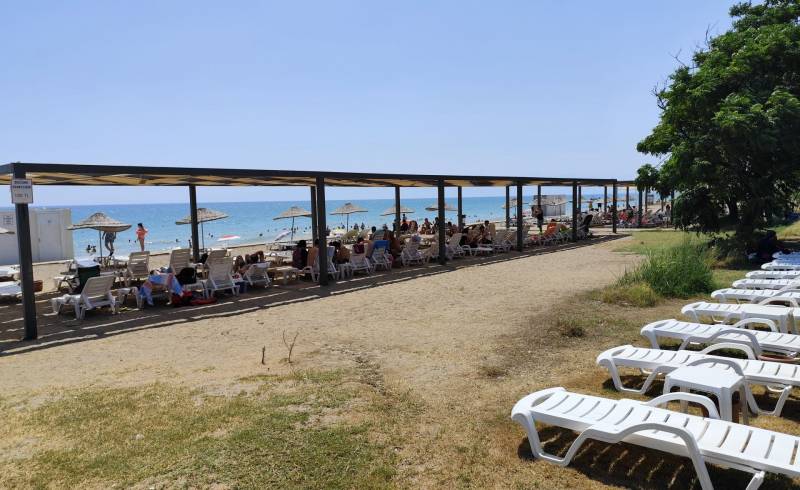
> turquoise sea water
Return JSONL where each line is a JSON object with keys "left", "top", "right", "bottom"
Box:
{"left": 7, "top": 194, "right": 611, "bottom": 256}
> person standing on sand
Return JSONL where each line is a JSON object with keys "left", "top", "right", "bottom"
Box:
{"left": 136, "top": 223, "right": 148, "bottom": 252}
{"left": 103, "top": 231, "right": 116, "bottom": 256}
{"left": 533, "top": 205, "right": 544, "bottom": 233}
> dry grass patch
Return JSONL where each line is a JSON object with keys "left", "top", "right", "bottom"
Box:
{"left": 0, "top": 369, "right": 405, "bottom": 489}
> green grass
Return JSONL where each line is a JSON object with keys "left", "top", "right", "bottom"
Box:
{"left": 0, "top": 370, "right": 397, "bottom": 489}
{"left": 778, "top": 221, "right": 800, "bottom": 240}
{"left": 602, "top": 232, "right": 720, "bottom": 305}
{"left": 621, "top": 239, "right": 716, "bottom": 298}
{"left": 613, "top": 229, "right": 695, "bottom": 254}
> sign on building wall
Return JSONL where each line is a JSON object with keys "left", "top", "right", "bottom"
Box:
{"left": 10, "top": 179, "right": 33, "bottom": 204}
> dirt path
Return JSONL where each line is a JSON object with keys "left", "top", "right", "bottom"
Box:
{"left": 1, "top": 238, "right": 641, "bottom": 488}
{"left": 0, "top": 239, "right": 633, "bottom": 398}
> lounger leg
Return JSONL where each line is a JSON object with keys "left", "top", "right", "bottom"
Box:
{"left": 604, "top": 362, "right": 661, "bottom": 394}
{"left": 748, "top": 385, "right": 792, "bottom": 417}
{"left": 513, "top": 416, "right": 715, "bottom": 490}
{"left": 746, "top": 471, "right": 765, "bottom": 490}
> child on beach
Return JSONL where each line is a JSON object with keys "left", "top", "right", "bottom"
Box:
{"left": 136, "top": 223, "right": 148, "bottom": 252}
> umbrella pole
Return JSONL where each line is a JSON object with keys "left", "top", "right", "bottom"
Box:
{"left": 290, "top": 217, "right": 295, "bottom": 242}
{"left": 201, "top": 222, "right": 205, "bottom": 250}
{"left": 98, "top": 230, "right": 103, "bottom": 261}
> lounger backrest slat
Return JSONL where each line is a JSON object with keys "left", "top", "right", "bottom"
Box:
{"left": 81, "top": 275, "right": 115, "bottom": 302}
{"left": 170, "top": 248, "right": 192, "bottom": 270}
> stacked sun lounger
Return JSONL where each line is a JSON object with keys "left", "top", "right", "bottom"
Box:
{"left": 512, "top": 253, "right": 800, "bottom": 488}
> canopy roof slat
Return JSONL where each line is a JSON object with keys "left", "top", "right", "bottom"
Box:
{"left": 0, "top": 162, "right": 621, "bottom": 188}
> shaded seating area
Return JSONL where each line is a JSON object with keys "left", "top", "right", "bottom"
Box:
{"left": 0, "top": 162, "right": 620, "bottom": 340}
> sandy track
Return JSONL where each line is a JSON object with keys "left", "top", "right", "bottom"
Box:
{"left": 0, "top": 238, "right": 634, "bottom": 402}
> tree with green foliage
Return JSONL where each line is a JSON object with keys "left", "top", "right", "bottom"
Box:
{"left": 634, "top": 163, "right": 659, "bottom": 212}
{"left": 637, "top": 0, "right": 800, "bottom": 239}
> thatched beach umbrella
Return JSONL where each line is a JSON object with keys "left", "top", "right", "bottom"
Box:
{"left": 67, "top": 212, "right": 132, "bottom": 260}
{"left": 424, "top": 202, "right": 457, "bottom": 212}
{"left": 273, "top": 206, "right": 312, "bottom": 242}
{"left": 176, "top": 207, "right": 229, "bottom": 249}
{"left": 330, "top": 202, "right": 368, "bottom": 230}
{"left": 380, "top": 205, "right": 415, "bottom": 216}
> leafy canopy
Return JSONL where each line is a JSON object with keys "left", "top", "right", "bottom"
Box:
{"left": 637, "top": 0, "right": 800, "bottom": 237}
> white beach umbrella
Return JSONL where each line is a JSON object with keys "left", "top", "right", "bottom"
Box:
{"left": 217, "top": 234, "right": 240, "bottom": 243}
{"left": 273, "top": 229, "right": 292, "bottom": 242}
{"left": 273, "top": 206, "right": 312, "bottom": 242}
{"left": 330, "top": 202, "right": 368, "bottom": 230}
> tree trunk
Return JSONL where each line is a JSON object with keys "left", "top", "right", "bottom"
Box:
{"left": 727, "top": 199, "right": 739, "bottom": 222}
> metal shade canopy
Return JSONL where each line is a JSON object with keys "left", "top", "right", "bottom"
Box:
{"left": 273, "top": 206, "right": 312, "bottom": 242}
{"left": 424, "top": 203, "right": 457, "bottom": 212}
{"left": 175, "top": 207, "right": 229, "bottom": 249}
{"left": 67, "top": 212, "right": 132, "bottom": 260}
{"left": 380, "top": 205, "right": 415, "bottom": 216}
{"left": 330, "top": 202, "right": 368, "bottom": 229}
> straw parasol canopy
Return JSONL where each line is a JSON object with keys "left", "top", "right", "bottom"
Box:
{"left": 330, "top": 202, "right": 368, "bottom": 229}
{"left": 0, "top": 226, "right": 14, "bottom": 234}
{"left": 176, "top": 207, "right": 229, "bottom": 225}
{"left": 273, "top": 206, "right": 312, "bottom": 242}
{"left": 67, "top": 212, "right": 132, "bottom": 259}
{"left": 424, "top": 202, "right": 457, "bottom": 212}
{"left": 380, "top": 205, "right": 415, "bottom": 216}
{"left": 176, "top": 207, "right": 229, "bottom": 249}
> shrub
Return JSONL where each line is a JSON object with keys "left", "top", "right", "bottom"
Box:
{"left": 595, "top": 282, "right": 661, "bottom": 307}
{"left": 621, "top": 239, "right": 716, "bottom": 298}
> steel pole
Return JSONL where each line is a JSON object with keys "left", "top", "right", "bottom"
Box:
{"left": 394, "top": 185, "right": 401, "bottom": 234}
{"left": 505, "top": 186, "right": 510, "bottom": 228}
{"left": 310, "top": 186, "right": 318, "bottom": 242}
{"left": 437, "top": 180, "right": 446, "bottom": 265}
{"left": 457, "top": 186, "right": 463, "bottom": 230}
{"left": 315, "top": 176, "right": 328, "bottom": 285}
{"left": 571, "top": 182, "right": 578, "bottom": 242}
{"left": 516, "top": 183, "right": 523, "bottom": 250}
{"left": 189, "top": 185, "right": 200, "bottom": 262}
{"left": 612, "top": 183, "right": 618, "bottom": 234}
{"left": 13, "top": 166, "right": 37, "bottom": 340}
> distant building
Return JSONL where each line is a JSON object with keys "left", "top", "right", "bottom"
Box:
{"left": 0, "top": 208, "right": 74, "bottom": 265}
{"left": 539, "top": 195, "right": 568, "bottom": 217}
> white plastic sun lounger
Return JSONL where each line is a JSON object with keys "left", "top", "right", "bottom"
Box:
{"left": 711, "top": 288, "right": 800, "bottom": 304}
{"left": 733, "top": 278, "right": 800, "bottom": 290}
{"left": 51, "top": 275, "right": 117, "bottom": 319}
{"left": 204, "top": 259, "right": 239, "bottom": 297}
{"left": 512, "top": 387, "right": 800, "bottom": 489}
{"left": 243, "top": 263, "right": 271, "bottom": 288}
{"left": 0, "top": 281, "right": 22, "bottom": 300}
{"left": 682, "top": 301, "right": 800, "bottom": 334}
{"left": 597, "top": 344, "right": 794, "bottom": 416}
{"left": 640, "top": 318, "right": 800, "bottom": 360}
{"left": 746, "top": 269, "right": 800, "bottom": 280}
{"left": 762, "top": 261, "right": 800, "bottom": 271}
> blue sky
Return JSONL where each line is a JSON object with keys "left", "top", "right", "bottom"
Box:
{"left": 1, "top": 1, "right": 734, "bottom": 205}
